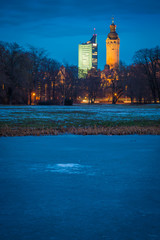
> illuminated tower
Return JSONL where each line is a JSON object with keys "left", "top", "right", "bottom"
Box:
{"left": 106, "top": 18, "right": 120, "bottom": 69}
{"left": 78, "top": 30, "right": 98, "bottom": 78}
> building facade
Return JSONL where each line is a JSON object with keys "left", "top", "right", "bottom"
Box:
{"left": 106, "top": 19, "right": 120, "bottom": 69}
{"left": 78, "top": 31, "right": 98, "bottom": 78}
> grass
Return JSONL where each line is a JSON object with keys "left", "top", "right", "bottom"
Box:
{"left": 0, "top": 119, "right": 160, "bottom": 136}
{"left": 1, "top": 105, "right": 160, "bottom": 136}
{"left": 1, "top": 118, "right": 160, "bottom": 128}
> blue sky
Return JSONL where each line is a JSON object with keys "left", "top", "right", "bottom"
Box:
{"left": 0, "top": 0, "right": 160, "bottom": 69}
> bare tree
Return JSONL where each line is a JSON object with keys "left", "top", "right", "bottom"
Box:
{"left": 101, "top": 63, "right": 125, "bottom": 104}
{"left": 85, "top": 68, "right": 101, "bottom": 104}
{"left": 0, "top": 42, "right": 8, "bottom": 103}
{"left": 133, "top": 46, "right": 160, "bottom": 103}
{"left": 127, "top": 64, "right": 152, "bottom": 103}
{"left": 27, "top": 46, "right": 47, "bottom": 103}
{"left": 0, "top": 42, "right": 31, "bottom": 104}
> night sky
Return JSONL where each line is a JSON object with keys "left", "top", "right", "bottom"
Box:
{"left": 1, "top": 0, "right": 160, "bottom": 69}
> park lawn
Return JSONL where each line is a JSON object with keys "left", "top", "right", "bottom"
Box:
{"left": 0, "top": 104, "right": 160, "bottom": 136}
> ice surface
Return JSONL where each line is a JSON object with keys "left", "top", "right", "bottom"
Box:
{"left": 0, "top": 135, "right": 160, "bottom": 240}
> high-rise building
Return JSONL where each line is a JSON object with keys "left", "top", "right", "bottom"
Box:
{"left": 106, "top": 19, "right": 120, "bottom": 69}
{"left": 78, "top": 31, "right": 98, "bottom": 78}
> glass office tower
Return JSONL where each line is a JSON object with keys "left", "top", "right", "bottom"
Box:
{"left": 78, "top": 32, "right": 97, "bottom": 78}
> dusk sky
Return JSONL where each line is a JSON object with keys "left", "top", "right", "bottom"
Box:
{"left": 1, "top": 0, "right": 160, "bottom": 69}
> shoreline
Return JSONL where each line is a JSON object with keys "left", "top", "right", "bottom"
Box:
{"left": 1, "top": 125, "right": 160, "bottom": 137}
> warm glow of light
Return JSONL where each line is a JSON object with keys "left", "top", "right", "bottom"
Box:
{"left": 82, "top": 99, "right": 88, "bottom": 103}
{"left": 32, "top": 92, "right": 36, "bottom": 96}
{"left": 114, "top": 93, "right": 117, "bottom": 96}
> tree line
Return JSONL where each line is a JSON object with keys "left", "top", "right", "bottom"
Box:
{"left": 0, "top": 41, "right": 160, "bottom": 105}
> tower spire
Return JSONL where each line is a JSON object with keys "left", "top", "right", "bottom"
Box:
{"left": 94, "top": 28, "right": 96, "bottom": 35}
{"left": 112, "top": 16, "right": 114, "bottom": 24}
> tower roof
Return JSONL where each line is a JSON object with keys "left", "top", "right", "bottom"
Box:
{"left": 89, "top": 34, "right": 97, "bottom": 44}
{"left": 83, "top": 29, "right": 97, "bottom": 44}
{"left": 107, "top": 20, "right": 119, "bottom": 40}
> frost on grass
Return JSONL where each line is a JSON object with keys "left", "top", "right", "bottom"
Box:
{"left": 1, "top": 105, "right": 160, "bottom": 136}
{"left": 0, "top": 104, "right": 160, "bottom": 123}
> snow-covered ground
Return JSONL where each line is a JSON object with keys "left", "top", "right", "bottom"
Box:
{"left": 0, "top": 135, "right": 160, "bottom": 240}
{"left": 0, "top": 104, "right": 160, "bottom": 123}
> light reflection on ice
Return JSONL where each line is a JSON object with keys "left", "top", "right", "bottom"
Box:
{"left": 46, "top": 163, "right": 83, "bottom": 174}
{"left": 54, "top": 163, "right": 81, "bottom": 168}
{"left": 30, "top": 163, "right": 94, "bottom": 175}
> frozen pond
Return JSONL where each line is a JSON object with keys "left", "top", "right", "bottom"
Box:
{"left": 0, "top": 104, "right": 160, "bottom": 124}
{"left": 0, "top": 135, "right": 160, "bottom": 240}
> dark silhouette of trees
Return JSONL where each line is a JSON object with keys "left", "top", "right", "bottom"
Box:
{"left": 38, "top": 57, "right": 60, "bottom": 104}
{"left": 0, "top": 43, "right": 8, "bottom": 104}
{"left": 27, "top": 46, "right": 47, "bottom": 103}
{"left": 110, "top": 63, "right": 126, "bottom": 104}
{"left": 85, "top": 68, "right": 101, "bottom": 103}
{"left": 100, "top": 63, "right": 125, "bottom": 104}
{"left": 126, "top": 64, "right": 152, "bottom": 103}
{"left": 0, "top": 42, "right": 60, "bottom": 105}
{"left": 0, "top": 41, "right": 160, "bottom": 105}
{"left": 133, "top": 46, "right": 160, "bottom": 103}
{"left": 64, "top": 65, "right": 78, "bottom": 104}
{"left": 0, "top": 42, "right": 32, "bottom": 104}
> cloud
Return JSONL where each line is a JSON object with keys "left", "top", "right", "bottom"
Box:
{"left": 1, "top": 0, "right": 160, "bottom": 26}
{"left": 0, "top": 0, "right": 160, "bottom": 68}
{"left": 0, "top": 0, "right": 160, "bottom": 40}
